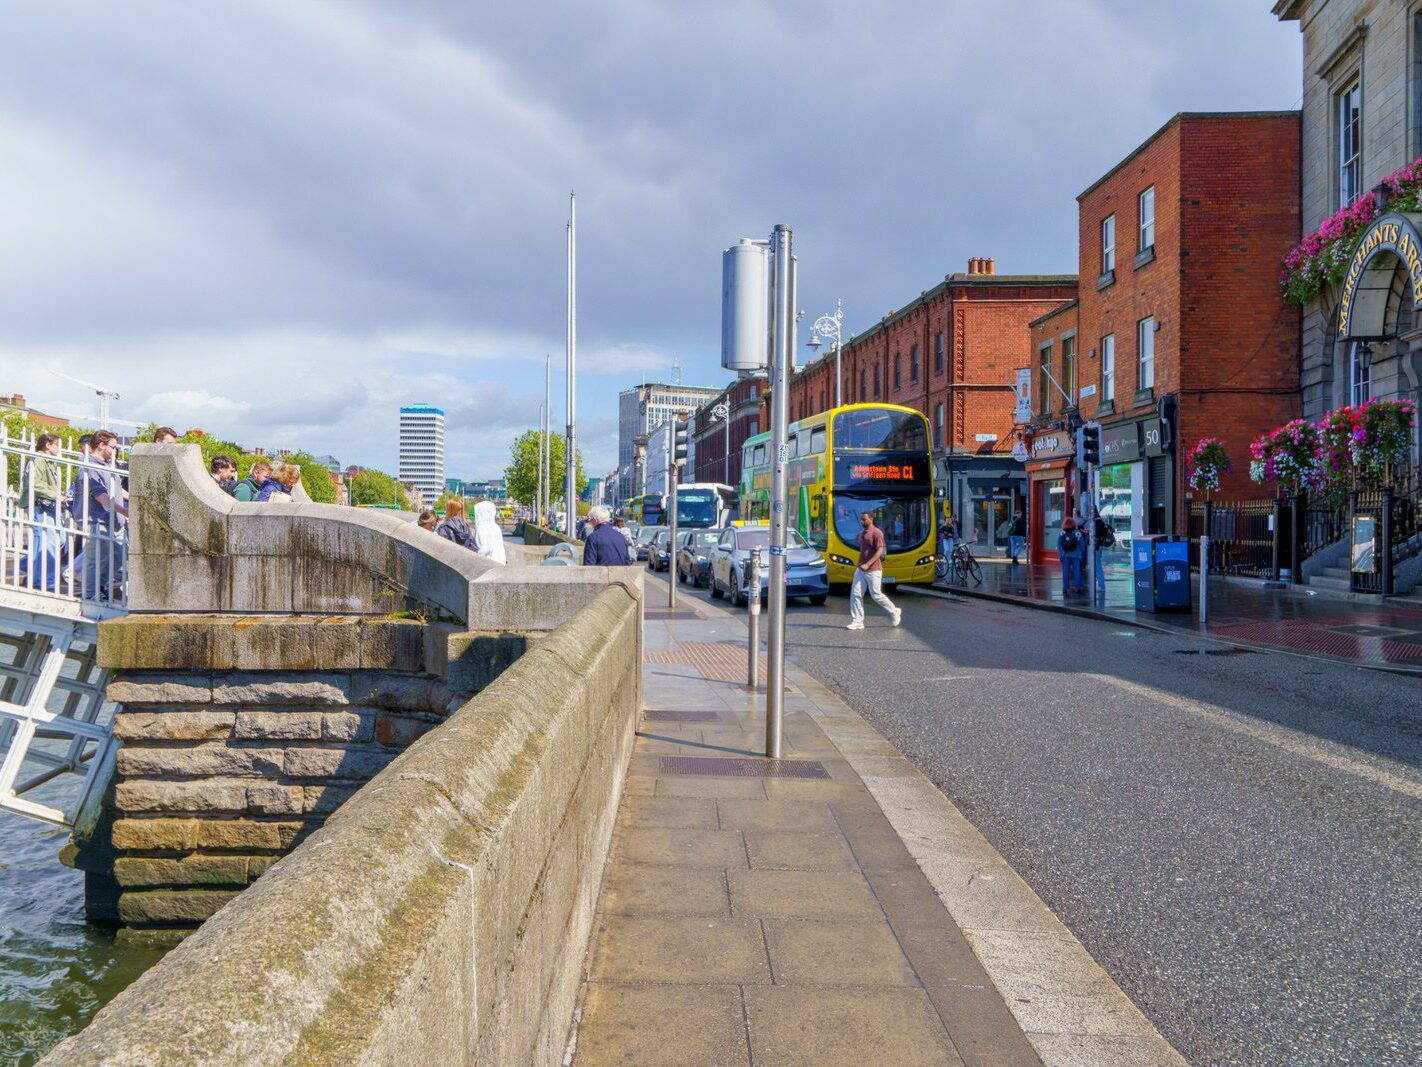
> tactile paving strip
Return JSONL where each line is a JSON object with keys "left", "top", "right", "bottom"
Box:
{"left": 642, "top": 709, "right": 722, "bottom": 722}
{"left": 660, "top": 756, "right": 828, "bottom": 779}
{"left": 647, "top": 641, "right": 770, "bottom": 684}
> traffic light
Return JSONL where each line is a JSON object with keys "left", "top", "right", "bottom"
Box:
{"left": 673, "top": 415, "right": 689, "bottom": 466}
{"left": 1077, "top": 423, "right": 1101, "bottom": 468}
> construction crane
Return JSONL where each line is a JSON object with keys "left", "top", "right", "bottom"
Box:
{"left": 48, "top": 370, "right": 120, "bottom": 430}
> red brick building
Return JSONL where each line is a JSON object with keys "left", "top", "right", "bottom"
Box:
{"left": 789, "top": 261, "right": 1077, "bottom": 553}
{"left": 691, "top": 373, "right": 767, "bottom": 489}
{"left": 1024, "top": 111, "right": 1301, "bottom": 563}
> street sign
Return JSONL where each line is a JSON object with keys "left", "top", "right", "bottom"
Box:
{"left": 1013, "top": 368, "right": 1032, "bottom": 423}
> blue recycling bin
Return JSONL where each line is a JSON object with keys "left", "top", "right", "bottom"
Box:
{"left": 1133, "top": 535, "right": 1191, "bottom": 612}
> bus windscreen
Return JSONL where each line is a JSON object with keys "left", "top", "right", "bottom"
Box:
{"left": 676, "top": 489, "right": 719, "bottom": 527}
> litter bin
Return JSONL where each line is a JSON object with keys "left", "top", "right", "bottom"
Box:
{"left": 1133, "top": 535, "right": 1191, "bottom": 612}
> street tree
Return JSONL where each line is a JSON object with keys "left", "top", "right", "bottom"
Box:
{"left": 350, "top": 468, "right": 411, "bottom": 510}
{"left": 504, "top": 429, "right": 586, "bottom": 507}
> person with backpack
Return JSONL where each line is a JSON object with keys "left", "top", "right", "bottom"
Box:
{"left": 1056, "top": 516, "right": 1086, "bottom": 596}
{"left": 1092, "top": 511, "right": 1116, "bottom": 596}
{"left": 1008, "top": 510, "right": 1026, "bottom": 565}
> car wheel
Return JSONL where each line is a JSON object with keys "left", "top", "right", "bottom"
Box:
{"left": 678, "top": 568, "right": 686, "bottom": 584}
{"left": 710, "top": 575, "right": 724, "bottom": 599}
{"left": 733, "top": 583, "right": 746, "bottom": 608}
{"left": 809, "top": 594, "right": 827, "bottom": 605}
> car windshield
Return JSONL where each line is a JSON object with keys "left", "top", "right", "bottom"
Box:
{"left": 736, "top": 528, "right": 807, "bottom": 551}
{"left": 676, "top": 490, "right": 719, "bottom": 527}
{"left": 833, "top": 408, "right": 928, "bottom": 452}
{"left": 832, "top": 496, "right": 931, "bottom": 553}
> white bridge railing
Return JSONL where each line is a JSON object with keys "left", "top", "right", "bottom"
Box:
{"left": 0, "top": 427, "right": 127, "bottom": 828}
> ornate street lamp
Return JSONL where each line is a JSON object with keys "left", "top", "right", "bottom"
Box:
{"left": 808, "top": 299, "right": 845, "bottom": 407}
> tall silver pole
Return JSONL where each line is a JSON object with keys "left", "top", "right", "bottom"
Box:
{"left": 766, "top": 223, "right": 793, "bottom": 760}
{"left": 565, "top": 190, "right": 577, "bottom": 535}
{"left": 543, "top": 354, "right": 552, "bottom": 526}
{"left": 537, "top": 400, "right": 545, "bottom": 525}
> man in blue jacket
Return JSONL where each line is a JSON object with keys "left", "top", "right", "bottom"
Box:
{"left": 581, "top": 505, "right": 632, "bottom": 566}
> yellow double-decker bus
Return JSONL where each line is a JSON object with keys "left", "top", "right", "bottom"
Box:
{"left": 738, "top": 403, "right": 936, "bottom": 587}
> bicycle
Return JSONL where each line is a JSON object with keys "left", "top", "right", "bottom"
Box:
{"left": 950, "top": 540, "right": 983, "bottom": 585}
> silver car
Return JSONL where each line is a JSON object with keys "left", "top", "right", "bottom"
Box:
{"left": 707, "top": 525, "right": 829, "bottom": 607}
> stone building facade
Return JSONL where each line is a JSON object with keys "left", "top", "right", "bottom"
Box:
{"left": 788, "top": 262, "right": 1077, "bottom": 552}
{"left": 1275, "top": 0, "right": 1422, "bottom": 440}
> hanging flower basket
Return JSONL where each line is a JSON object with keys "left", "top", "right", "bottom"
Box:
{"left": 1185, "top": 438, "right": 1230, "bottom": 500}
{"left": 1281, "top": 157, "right": 1422, "bottom": 307}
{"left": 1249, "top": 419, "right": 1322, "bottom": 496}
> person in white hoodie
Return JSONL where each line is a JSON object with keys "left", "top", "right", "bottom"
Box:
{"left": 471, "top": 499, "right": 507, "bottom": 564}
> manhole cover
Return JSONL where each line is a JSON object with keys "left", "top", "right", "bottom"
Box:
{"left": 660, "top": 756, "right": 828, "bottom": 779}
{"left": 643, "top": 709, "right": 722, "bottom": 722}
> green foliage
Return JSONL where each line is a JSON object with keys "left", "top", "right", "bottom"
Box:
{"left": 1, "top": 408, "right": 86, "bottom": 491}
{"left": 350, "top": 468, "right": 410, "bottom": 510}
{"left": 504, "top": 429, "right": 586, "bottom": 507}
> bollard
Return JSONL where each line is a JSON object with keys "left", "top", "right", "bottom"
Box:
{"left": 746, "top": 547, "right": 762, "bottom": 689}
{"left": 1199, "top": 533, "right": 1210, "bottom": 627}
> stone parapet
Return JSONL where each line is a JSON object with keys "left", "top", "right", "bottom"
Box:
{"left": 49, "top": 582, "right": 642, "bottom": 1065}
{"left": 71, "top": 613, "right": 530, "bottom": 926}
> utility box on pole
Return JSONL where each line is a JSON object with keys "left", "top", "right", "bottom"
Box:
{"left": 722, "top": 239, "right": 770, "bottom": 372}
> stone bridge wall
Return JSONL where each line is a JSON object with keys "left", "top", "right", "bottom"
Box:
{"left": 49, "top": 582, "right": 641, "bottom": 1065}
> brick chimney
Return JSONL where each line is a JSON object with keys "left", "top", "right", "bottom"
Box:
{"left": 985, "top": 258, "right": 995, "bottom": 274}
{"left": 967, "top": 258, "right": 979, "bottom": 274}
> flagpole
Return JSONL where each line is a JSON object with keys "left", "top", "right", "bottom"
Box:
{"left": 565, "top": 190, "right": 577, "bottom": 533}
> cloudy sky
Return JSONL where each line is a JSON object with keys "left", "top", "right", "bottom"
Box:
{"left": 0, "top": 2, "right": 1301, "bottom": 480}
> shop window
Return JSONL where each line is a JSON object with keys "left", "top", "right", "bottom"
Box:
{"left": 1338, "top": 79, "right": 1363, "bottom": 207}
{"left": 1102, "top": 214, "right": 1116, "bottom": 273}
{"left": 935, "top": 331, "right": 944, "bottom": 373}
{"left": 1101, "top": 333, "right": 1115, "bottom": 402}
{"left": 1062, "top": 335, "right": 1076, "bottom": 406}
{"left": 1137, "top": 317, "right": 1155, "bottom": 391}
{"left": 1038, "top": 343, "right": 1053, "bottom": 415}
{"left": 894, "top": 353, "right": 901, "bottom": 391}
{"left": 1350, "top": 341, "right": 1372, "bottom": 405}
{"left": 1138, "top": 186, "right": 1155, "bottom": 251}
{"left": 910, "top": 344, "right": 920, "bottom": 383}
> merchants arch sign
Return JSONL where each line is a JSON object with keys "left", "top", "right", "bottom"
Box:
{"left": 1336, "top": 211, "right": 1422, "bottom": 339}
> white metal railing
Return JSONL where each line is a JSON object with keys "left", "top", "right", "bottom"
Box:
{"left": 0, "top": 426, "right": 129, "bottom": 611}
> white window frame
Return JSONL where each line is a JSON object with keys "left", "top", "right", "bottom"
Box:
{"left": 1102, "top": 214, "right": 1116, "bottom": 273}
{"left": 1338, "top": 79, "right": 1363, "bottom": 207}
{"left": 1101, "top": 334, "right": 1115, "bottom": 402}
{"left": 1138, "top": 186, "right": 1155, "bottom": 251}
{"left": 1137, "top": 318, "right": 1155, "bottom": 391}
{"left": 1350, "top": 341, "right": 1372, "bottom": 405}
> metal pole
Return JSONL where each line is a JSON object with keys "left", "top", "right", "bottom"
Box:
{"left": 565, "top": 190, "right": 577, "bottom": 536}
{"left": 765, "top": 223, "right": 793, "bottom": 760}
{"left": 835, "top": 340, "right": 842, "bottom": 408}
{"left": 1200, "top": 532, "right": 1210, "bottom": 626}
{"left": 668, "top": 453, "right": 678, "bottom": 610}
{"left": 537, "top": 401, "right": 545, "bottom": 526}
{"left": 747, "top": 547, "right": 762, "bottom": 687}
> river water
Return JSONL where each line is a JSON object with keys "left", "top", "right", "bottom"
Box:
{"left": 0, "top": 778, "right": 166, "bottom": 1064}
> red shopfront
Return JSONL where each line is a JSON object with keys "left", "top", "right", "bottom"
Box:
{"left": 1025, "top": 428, "right": 1076, "bottom": 565}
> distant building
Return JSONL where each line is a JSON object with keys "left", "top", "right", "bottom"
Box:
{"left": 0, "top": 394, "right": 70, "bottom": 429}
{"left": 618, "top": 382, "right": 721, "bottom": 469}
{"left": 312, "top": 454, "right": 342, "bottom": 472}
{"left": 398, "top": 404, "right": 445, "bottom": 504}
{"left": 691, "top": 376, "right": 766, "bottom": 489}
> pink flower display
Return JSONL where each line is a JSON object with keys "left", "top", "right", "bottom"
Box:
{"left": 1186, "top": 438, "right": 1231, "bottom": 496}
{"left": 1280, "top": 156, "right": 1422, "bottom": 306}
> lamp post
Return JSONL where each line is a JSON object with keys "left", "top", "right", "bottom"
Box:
{"left": 808, "top": 299, "right": 845, "bottom": 407}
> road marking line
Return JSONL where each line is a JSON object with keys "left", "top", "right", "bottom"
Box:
{"left": 1093, "top": 674, "right": 1422, "bottom": 802}
{"left": 918, "top": 675, "right": 972, "bottom": 682}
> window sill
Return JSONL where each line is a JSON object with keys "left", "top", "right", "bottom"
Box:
{"left": 1133, "top": 245, "right": 1156, "bottom": 269}
{"left": 1096, "top": 270, "right": 1116, "bottom": 291}
{"left": 1096, "top": 400, "right": 1115, "bottom": 416}
{"left": 1133, "top": 387, "right": 1155, "bottom": 406}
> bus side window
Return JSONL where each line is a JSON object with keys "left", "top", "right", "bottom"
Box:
{"left": 810, "top": 427, "right": 826, "bottom": 454}
{"left": 809, "top": 492, "right": 828, "bottom": 548}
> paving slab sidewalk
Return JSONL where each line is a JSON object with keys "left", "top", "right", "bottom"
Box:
{"left": 567, "top": 580, "right": 1184, "bottom": 1067}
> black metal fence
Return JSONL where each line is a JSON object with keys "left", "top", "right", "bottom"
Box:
{"left": 1187, "top": 500, "right": 1276, "bottom": 577}
{"left": 1350, "top": 467, "right": 1422, "bottom": 594}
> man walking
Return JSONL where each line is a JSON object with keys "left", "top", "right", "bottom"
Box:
{"left": 1008, "top": 510, "right": 1026, "bottom": 565}
{"left": 847, "top": 510, "right": 901, "bottom": 630}
{"left": 581, "top": 505, "right": 632, "bottom": 566}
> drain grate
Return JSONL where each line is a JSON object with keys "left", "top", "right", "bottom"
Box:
{"left": 643, "top": 709, "right": 722, "bottom": 722}
{"left": 660, "top": 756, "right": 828, "bottom": 779}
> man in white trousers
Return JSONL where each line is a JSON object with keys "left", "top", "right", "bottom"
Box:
{"left": 846, "top": 511, "right": 901, "bottom": 630}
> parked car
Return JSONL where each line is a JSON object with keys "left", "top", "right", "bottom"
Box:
{"left": 676, "top": 529, "right": 722, "bottom": 588}
{"left": 708, "top": 524, "right": 828, "bottom": 606}
{"left": 631, "top": 523, "right": 660, "bottom": 561}
{"left": 645, "top": 527, "right": 673, "bottom": 572}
